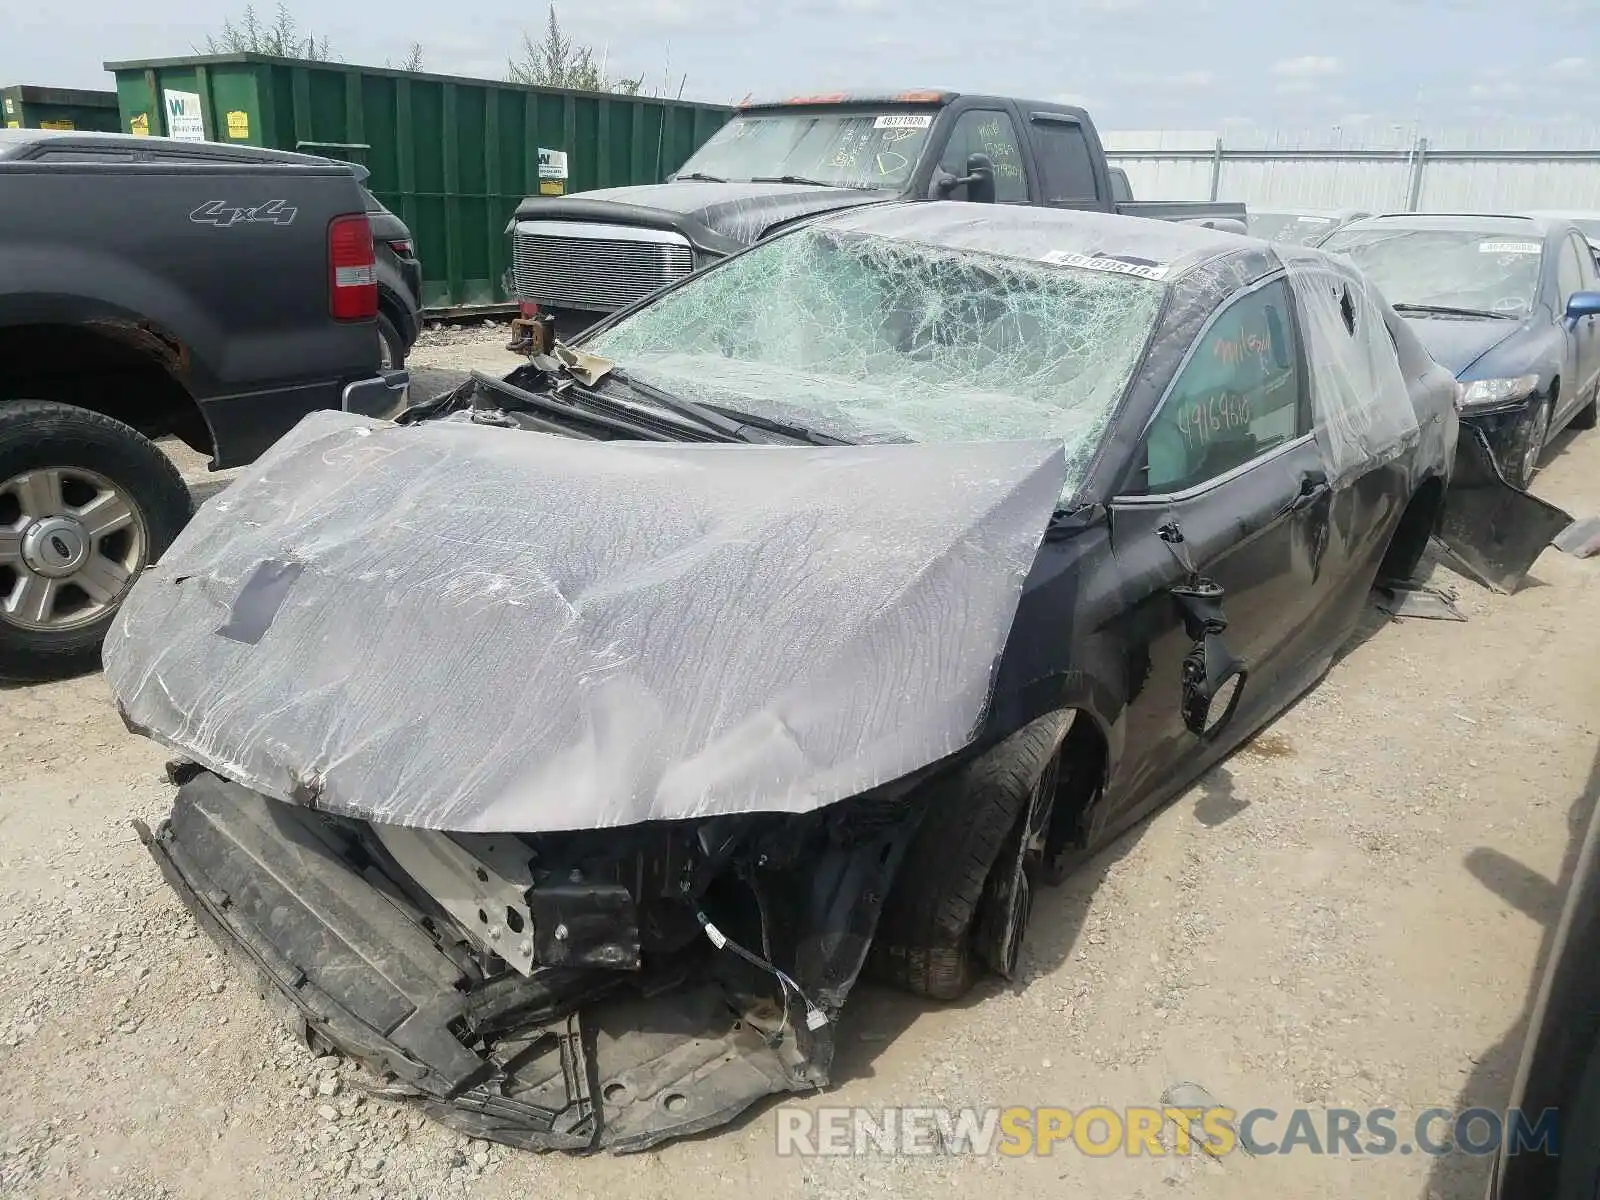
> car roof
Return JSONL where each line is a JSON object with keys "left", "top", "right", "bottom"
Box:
{"left": 811, "top": 200, "right": 1277, "bottom": 282}
{"left": 1336, "top": 212, "right": 1564, "bottom": 238}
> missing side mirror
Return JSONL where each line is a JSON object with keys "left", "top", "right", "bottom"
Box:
{"left": 1170, "top": 578, "right": 1248, "bottom": 740}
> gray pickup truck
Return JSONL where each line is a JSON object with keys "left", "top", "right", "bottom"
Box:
{"left": 508, "top": 90, "right": 1246, "bottom": 333}
{"left": 0, "top": 129, "right": 409, "bottom": 681}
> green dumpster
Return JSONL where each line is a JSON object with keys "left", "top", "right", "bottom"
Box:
{"left": 104, "top": 53, "right": 733, "bottom": 313}
{"left": 2, "top": 85, "right": 121, "bottom": 132}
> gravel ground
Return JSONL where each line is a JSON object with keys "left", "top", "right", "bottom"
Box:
{"left": 2, "top": 333, "right": 1598, "bottom": 1199}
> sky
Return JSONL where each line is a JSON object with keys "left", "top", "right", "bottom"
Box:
{"left": 4, "top": 0, "right": 1597, "bottom": 132}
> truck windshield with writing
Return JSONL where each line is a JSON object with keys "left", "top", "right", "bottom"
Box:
{"left": 507, "top": 91, "right": 1246, "bottom": 333}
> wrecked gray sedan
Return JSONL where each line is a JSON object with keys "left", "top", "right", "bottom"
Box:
{"left": 107, "top": 204, "right": 1564, "bottom": 1153}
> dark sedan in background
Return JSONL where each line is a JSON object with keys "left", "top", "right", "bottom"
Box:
{"left": 1321, "top": 213, "right": 1600, "bottom": 487}
{"left": 107, "top": 205, "right": 1549, "bottom": 1155}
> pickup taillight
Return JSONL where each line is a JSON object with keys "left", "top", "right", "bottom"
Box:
{"left": 328, "top": 213, "right": 378, "bottom": 321}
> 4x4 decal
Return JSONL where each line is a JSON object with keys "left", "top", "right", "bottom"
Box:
{"left": 189, "top": 199, "right": 298, "bottom": 228}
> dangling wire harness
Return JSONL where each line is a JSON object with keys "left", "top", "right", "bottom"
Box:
{"left": 692, "top": 907, "right": 830, "bottom": 1033}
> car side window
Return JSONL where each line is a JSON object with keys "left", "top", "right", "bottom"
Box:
{"left": 1133, "top": 279, "right": 1306, "bottom": 495}
{"left": 1558, "top": 235, "right": 1586, "bottom": 303}
{"left": 1030, "top": 116, "right": 1099, "bottom": 204}
{"left": 935, "top": 110, "right": 1028, "bottom": 203}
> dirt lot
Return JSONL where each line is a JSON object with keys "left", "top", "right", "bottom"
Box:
{"left": 2, "top": 332, "right": 1598, "bottom": 1199}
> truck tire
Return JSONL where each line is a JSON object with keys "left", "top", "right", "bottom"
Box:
{"left": 377, "top": 312, "right": 406, "bottom": 371}
{"left": 0, "top": 401, "right": 192, "bottom": 682}
{"left": 868, "top": 715, "right": 1068, "bottom": 1001}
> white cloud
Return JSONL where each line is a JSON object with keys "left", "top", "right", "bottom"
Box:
{"left": 1052, "top": 92, "right": 1094, "bottom": 108}
{"left": 1271, "top": 55, "right": 1341, "bottom": 79}
{"left": 1551, "top": 56, "right": 1588, "bottom": 76}
{"left": 1113, "top": 69, "right": 1214, "bottom": 90}
{"left": 1468, "top": 80, "right": 1522, "bottom": 99}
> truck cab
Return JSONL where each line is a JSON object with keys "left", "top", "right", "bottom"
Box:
{"left": 508, "top": 90, "right": 1246, "bottom": 333}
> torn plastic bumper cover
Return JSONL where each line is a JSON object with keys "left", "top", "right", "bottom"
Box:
{"left": 138, "top": 773, "right": 914, "bottom": 1152}
{"left": 108, "top": 410, "right": 1069, "bottom": 1151}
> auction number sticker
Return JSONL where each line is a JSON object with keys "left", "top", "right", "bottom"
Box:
{"left": 1479, "top": 241, "right": 1540, "bottom": 254}
{"left": 874, "top": 114, "right": 933, "bottom": 129}
{"left": 1042, "top": 249, "right": 1170, "bottom": 280}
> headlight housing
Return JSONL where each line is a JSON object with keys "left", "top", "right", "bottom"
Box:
{"left": 1459, "top": 375, "right": 1539, "bottom": 410}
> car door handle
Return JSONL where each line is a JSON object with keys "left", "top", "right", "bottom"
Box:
{"left": 1277, "top": 472, "right": 1331, "bottom": 517}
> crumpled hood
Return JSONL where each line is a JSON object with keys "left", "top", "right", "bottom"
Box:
{"left": 1401, "top": 314, "right": 1525, "bottom": 376}
{"left": 104, "top": 410, "right": 1067, "bottom": 833}
{"left": 556, "top": 180, "right": 893, "bottom": 245}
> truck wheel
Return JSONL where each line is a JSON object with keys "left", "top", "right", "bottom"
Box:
{"left": 0, "top": 401, "right": 192, "bottom": 682}
{"left": 868, "top": 715, "right": 1068, "bottom": 1000}
{"left": 377, "top": 313, "right": 406, "bottom": 371}
{"left": 1572, "top": 394, "right": 1598, "bottom": 431}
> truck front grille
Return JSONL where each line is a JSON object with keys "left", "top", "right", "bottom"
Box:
{"left": 513, "top": 223, "right": 694, "bottom": 313}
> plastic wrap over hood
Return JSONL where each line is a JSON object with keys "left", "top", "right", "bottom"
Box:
{"left": 103, "top": 411, "right": 1068, "bottom": 833}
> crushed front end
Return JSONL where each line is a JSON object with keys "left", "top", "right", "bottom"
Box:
{"left": 104, "top": 409, "right": 1068, "bottom": 1152}
{"left": 140, "top": 770, "right": 922, "bottom": 1152}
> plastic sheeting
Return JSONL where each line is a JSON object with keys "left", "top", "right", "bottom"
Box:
{"left": 1280, "top": 250, "right": 1421, "bottom": 485}
{"left": 103, "top": 410, "right": 1068, "bottom": 834}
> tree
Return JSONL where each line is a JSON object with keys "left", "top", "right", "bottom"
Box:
{"left": 200, "top": 2, "right": 335, "bottom": 60}
{"left": 507, "top": 6, "right": 645, "bottom": 95}
{"left": 387, "top": 42, "right": 425, "bottom": 72}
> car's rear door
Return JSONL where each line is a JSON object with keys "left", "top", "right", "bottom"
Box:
{"left": 1104, "top": 274, "right": 1336, "bottom": 810}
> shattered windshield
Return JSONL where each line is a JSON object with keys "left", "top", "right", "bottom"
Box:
{"left": 584, "top": 225, "right": 1166, "bottom": 494}
{"left": 1321, "top": 226, "right": 1544, "bottom": 316}
{"left": 1249, "top": 212, "right": 1338, "bottom": 246}
{"left": 672, "top": 110, "right": 937, "bottom": 189}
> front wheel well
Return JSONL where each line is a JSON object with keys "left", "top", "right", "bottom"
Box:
{"left": 1042, "top": 711, "right": 1110, "bottom": 872}
{"left": 0, "top": 323, "right": 213, "bottom": 460}
{"left": 1377, "top": 475, "right": 1447, "bottom": 583}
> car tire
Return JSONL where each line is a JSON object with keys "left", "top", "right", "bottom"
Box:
{"left": 868, "top": 715, "right": 1067, "bottom": 1001}
{"left": 1505, "top": 395, "right": 1552, "bottom": 488}
{"left": 1572, "top": 394, "right": 1598, "bottom": 431}
{"left": 0, "top": 401, "right": 193, "bottom": 683}
{"left": 377, "top": 312, "right": 406, "bottom": 371}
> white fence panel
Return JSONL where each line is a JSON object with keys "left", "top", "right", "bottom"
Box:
{"left": 1104, "top": 125, "right": 1600, "bottom": 214}
{"left": 1113, "top": 157, "right": 1216, "bottom": 201}
{"left": 1218, "top": 159, "right": 1414, "bottom": 212}
{"left": 1417, "top": 159, "right": 1600, "bottom": 212}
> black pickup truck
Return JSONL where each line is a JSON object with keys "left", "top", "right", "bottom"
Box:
{"left": 0, "top": 129, "right": 409, "bottom": 681}
{"left": 507, "top": 90, "right": 1246, "bottom": 332}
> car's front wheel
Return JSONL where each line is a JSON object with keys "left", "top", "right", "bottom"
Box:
{"left": 868, "top": 714, "right": 1069, "bottom": 1000}
{"left": 1505, "top": 394, "right": 1552, "bottom": 488}
{"left": 0, "top": 401, "right": 192, "bottom": 681}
